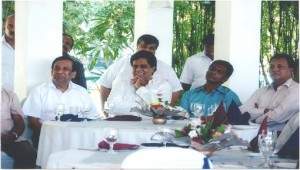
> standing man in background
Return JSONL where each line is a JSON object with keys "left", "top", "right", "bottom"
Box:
{"left": 63, "top": 33, "right": 87, "bottom": 89}
{"left": 100, "top": 34, "right": 182, "bottom": 112}
{"left": 180, "top": 34, "right": 214, "bottom": 91}
{"left": 2, "top": 14, "right": 15, "bottom": 91}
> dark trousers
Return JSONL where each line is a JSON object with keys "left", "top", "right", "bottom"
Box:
{"left": 1, "top": 140, "right": 37, "bottom": 169}
{"left": 31, "top": 129, "right": 41, "bottom": 149}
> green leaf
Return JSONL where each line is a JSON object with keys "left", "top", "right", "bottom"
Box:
{"left": 174, "top": 130, "right": 184, "bottom": 138}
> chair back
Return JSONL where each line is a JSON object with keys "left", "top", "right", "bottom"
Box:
{"left": 121, "top": 147, "right": 213, "bottom": 169}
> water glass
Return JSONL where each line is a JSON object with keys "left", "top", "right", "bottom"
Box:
{"left": 80, "top": 105, "right": 90, "bottom": 122}
{"left": 258, "top": 131, "right": 276, "bottom": 168}
{"left": 104, "top": 101, "right": 115, "bottom": 115}
{"left": 55, "top": 104, "right": 65, "bottom": 121}
{"left": 190, "top": 102, "right": 205, "bottom": 118}
{"left": 104, "top": 128, "right": 119, "bottom": 154}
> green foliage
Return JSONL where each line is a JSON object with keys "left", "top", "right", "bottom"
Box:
{"left": 63, "top": 0, "right": 134, "bottom": 89}
{"left": 260, "top": 1, "right": 299, "bottom": 86}
{"left": 172, "top": 1, "right": 215, "bottom": 76}
{"left": 2, "top": 1, "right": 15, "bottom": 34}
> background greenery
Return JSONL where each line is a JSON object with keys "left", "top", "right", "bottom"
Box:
{"left": 2, "top": 1, "right": 299, "bottom": 89}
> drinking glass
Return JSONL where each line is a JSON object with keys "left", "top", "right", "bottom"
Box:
{"left": 162, "top": 127, "right": 171, "bottom": 147}
{"left": 80, "top": 105, "right": 90, "bottom": 122}
{"left": 190, "top": 102, "right": 205, "bottom": 118}
{"left": 258, "top": 132, "right": 276, "bottom": 168}
{"left": 104, "top": 128, "right": 119, "bottom": 154}
{"left": 104, "top": 101, "right": 115, "bottom": 115}
{"left": 55, "top": 104, "right": 65, "bottom": 121}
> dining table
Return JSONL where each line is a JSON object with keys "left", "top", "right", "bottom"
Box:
{"left": 46, "top": 146, "right": 298, "bottom": 169}
{"left": 36, "top": 118, "right": 260, "bottom": 168}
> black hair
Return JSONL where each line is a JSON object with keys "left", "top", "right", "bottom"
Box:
{"left": 51, "top": 55, "right": 75, "bottom": 72}
{"left": 270, "top": 53, "right": 294, "bottom": 68}
{"left": 136, "top": 34, "right": 159, "bottom": 49}
{"left": 210, "top": 60, "right": 234, "bottom": 78}
{"left": 130, "top": 50, "right": 157, "bottom": 69}
{"left": 202, "top": 34, "right": 214, "bottom": 46}
{"left": 63, "top": 33, "right": 74, "bottom": 48}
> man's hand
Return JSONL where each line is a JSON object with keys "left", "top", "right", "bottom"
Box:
{"left": 132, "top": 75, "right": 146, "bottom": 89}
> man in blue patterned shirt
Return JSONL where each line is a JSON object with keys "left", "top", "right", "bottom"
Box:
{"left": 180, "top": 60, "right": 241, "bottom": 117}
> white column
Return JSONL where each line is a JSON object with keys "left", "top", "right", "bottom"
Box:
{"left": 15, "top": 1, "right": 63, "bottom": 100}
{"left": 134, "top": 0, "right": 174, "bottom": 66}
{"left": 215, "top": 0, "right": 261, "bottom": 103}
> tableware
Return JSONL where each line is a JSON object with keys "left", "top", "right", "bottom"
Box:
{"left": 190, "top": 102, "right": 204, "bottom": 118}
{"left": 257, "top": 131, "right": 276, "bottom": 168}
{"left": 152, "top": 118, "right": 166, "bottom": 125}
{"left": 231, "top": 125, "right": 258, "bottom": 130}
{"left": 104, "top": 101, "right": 115, "bottom": 115}
{"left": 104, "top": 128, "right": 119, "bottom": 154}
{"left": 69, "top": 106, "right": 79, "bottom": 115}
{"left": 55, "top": 104, "right": 65, "bottom": 121}
{"left": 80, "top": 105, "right": 90, "bottom": 122}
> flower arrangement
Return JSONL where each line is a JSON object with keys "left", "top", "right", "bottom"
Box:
{"left": 150, "top": 98, "right": 169, "bottom": 119}
{"left": 174, "top": 115, "right": 228, "bottom": 144}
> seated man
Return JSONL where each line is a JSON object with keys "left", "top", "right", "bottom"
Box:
{"left": 239, "top": 54, "right": 299, "bottom": 130}
{"left": 1, "top": 88, "right": 37, "bottom": 169}
{"left": 100, "top": 34, "right": 182, "bottom": 112}
{"left": 63, "top": 33, "right": 87, "bottom": 89}
{"left": 107, "top": 50, "right": 172, "bottom": 116}
{"left": 22, "top": 56, "right": 100, "bottom": 148}
{"left": 180, "top": 60, "right": 241, "bottom": 117}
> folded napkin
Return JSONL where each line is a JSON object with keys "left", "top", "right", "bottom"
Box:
{"left": 59, "top": 114, "right": 93, "bottom": 122}
{"left": 98, "top": 140, "right": 139, "bottom": 150}
{"left": 277, "top": 127, "right": 299, "bottom": 159}
{"left": 170, "top": 115, "right": 187, "bottom": 120}
{"left": 227, "top": 100, "right": 249, "bottom": 125}
{"left": 141, "top": 143, "right": 189, "bottom": 148}
{"left": 106, "top": 115, "right": 142, "bottom": 121}
{"left": 211, "top": 101, "right": 230, "bottom": 129}
{"left": 249, "top": 116, "right": 268, "bottom": 151}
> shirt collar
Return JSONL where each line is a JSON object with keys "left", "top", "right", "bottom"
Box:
{"left": 270, "top": 78, "right": 294, "bottom": 89}
{"left": 46, "top": 80, "right": 74, "bottom": 91}
{"left": 194, "top": 84, "right": 226, "bottom": 94}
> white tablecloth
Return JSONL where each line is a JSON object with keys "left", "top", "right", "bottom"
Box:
{"left": 37, "top": 119, "right": 188, "bottom": 168}
{"left": 37, "top": 119, "right": 260, "bottom": 168}
{"left": 47, "top": 148, "right": 298, "bottom": 169}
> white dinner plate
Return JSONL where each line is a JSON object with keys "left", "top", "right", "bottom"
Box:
{"left": 276, "top": 163, "right": 297, "bottom": 169}
{"left": 232, "top": 125, "right": 258, "bottom": 130}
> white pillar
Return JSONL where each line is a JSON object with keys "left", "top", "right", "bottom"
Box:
{"left": 215, "top": 0, "right": 261, "bottom": 103}
{"left": 134, "top": 0, "right": 173, "bottom": 66}
{"left": 15, "top": 1, "right": 63, "bottom": 100}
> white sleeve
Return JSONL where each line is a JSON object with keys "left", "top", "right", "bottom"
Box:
{"left": 99, "top": 57, "right": 127, "bottom": 88}
{"left": 180, "top": 57, "right": 193, "bottom": 85}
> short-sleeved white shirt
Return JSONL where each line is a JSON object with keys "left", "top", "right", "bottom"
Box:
{"left": 99, "top": 56, "right": 182, "bottom": 92}
{"left": 2, "top": 36, "right": 15, "bottom": 91}
{"left": 180, "top": 52, "right": 212, "bottom": 89}
{"left": 22, "top": 80, "right": 100, "bottom": 123}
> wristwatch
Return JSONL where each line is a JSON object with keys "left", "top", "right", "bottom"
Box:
{"left": 11, "top": 132, "right": 18, "bottom": 139}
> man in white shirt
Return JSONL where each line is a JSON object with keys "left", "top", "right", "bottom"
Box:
{"left": 180, "top": 34, "right": 214, "bottom": 91}
{"left": 240, "top": 54, "right": 299, "bottom": 130}
{"left": 2, "top": 15, "right": 15, "bottom": 91}
{"left": 100, "top": 34, "right": 182, "bottom": 112}
{"left": 107, "top": 51, "right": 172, "bottom": 116}
{"left": 22, "top": 56, "right": 100, "bottom": 148}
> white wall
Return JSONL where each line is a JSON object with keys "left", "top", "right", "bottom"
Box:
{"left": 15, "top": 1, "right": 63, "bottom": 100}
{"left": 134, "top": 0, "right": 173, "bottom": 66}
{"left": 215, "top": 0, "right": 261, "bottom": 103}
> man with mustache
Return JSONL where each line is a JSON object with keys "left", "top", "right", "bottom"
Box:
{"left": 240, "top": 54, "right": 299, "bottom": 131}
{"left": 180, "top": 60, "right": 241, "bottom": 117}
{"left": 2, "top": 14, "right": 15, "bottom": 91}
{"left": 106, "top": 50, "right": 172, "bottom": 116}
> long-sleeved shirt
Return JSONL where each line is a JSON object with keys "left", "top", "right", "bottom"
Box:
{"left": 239, "top": 78, "right": 299, "bottom": 130}
{"left": 107, "top": 75, "right": 172, "bottom": 116}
